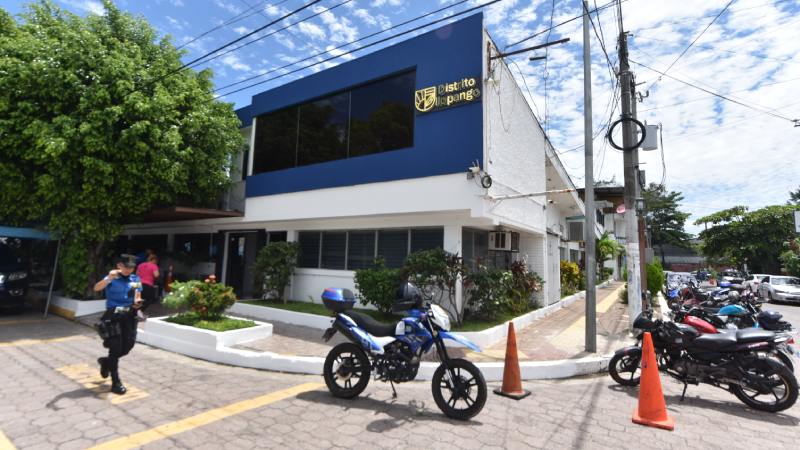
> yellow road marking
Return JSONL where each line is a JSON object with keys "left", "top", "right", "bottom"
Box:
{"left": 0, "top": 430, "right": 16, "bottom": 450}
{"left": 56, "top": 364, "right": 149, "bottom": 405}
{"left": 0, "top": 319, "right": 49, "bottom": 326}
{"left": 0, "top": 335, "right": 86, "bottom": 348}
{"left": 555, "top": 284, "right": 626, "bottom": 343}
{"left": 87, "top": 382, "right": 323, "bottom": 450}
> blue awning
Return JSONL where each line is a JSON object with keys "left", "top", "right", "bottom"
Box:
{"left": 0, "top": 226, "right": 53, "bottom": 240}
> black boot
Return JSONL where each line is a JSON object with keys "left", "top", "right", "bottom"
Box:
{"left": 110, "top": 371, "right": 127, "bottom": 395}
{"left": 98, "top": 357, "right": 109, "bottom": 379}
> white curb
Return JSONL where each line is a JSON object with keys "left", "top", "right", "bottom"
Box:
{"left": 137, "top": 315, "right": 611, "bottom": 381}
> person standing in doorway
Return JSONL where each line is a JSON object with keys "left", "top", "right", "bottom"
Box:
{"left": 136, "top": 253, "right": 160, "bottom": 320}
{"left": 93, "top": 255, "right": 142, "bottom": 395}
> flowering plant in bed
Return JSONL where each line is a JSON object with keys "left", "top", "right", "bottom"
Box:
{"left": 163, "top": 276, "right": 254, "bottom": 331}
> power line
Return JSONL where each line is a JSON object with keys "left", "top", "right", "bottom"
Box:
{"left": 187, "top": 0, "right": 353, "bottom": 70}
{"left": 213, "top": 0, "right": 476, "bottom": 93}
{"left": 181, "top": 0, "right": 324, "bottom": 70}
{"left": 177, "top": 0, "right": 291, "bottom": 50}
{"left": 647, "top": 0, "right": 736, "bottom": 92}
{"left": 631, "top": 59, "right": 799, "bottom": 125}
{"left": 638, "top": 76, "right": 800, "bottom": 112}
{"left": 631, "top": 36, "right": 800, "bottom": 66}
{"left": 542, "top": 0, "right": 555, "bottom": 133}
{"left": 215, "top": 0, "right": 505, "bottom": 98}
{"left": 633, "top": 0, "right": 791, "bottom": 33}
{"left": 504, "top": 0, "right": 625, "bottom": 50}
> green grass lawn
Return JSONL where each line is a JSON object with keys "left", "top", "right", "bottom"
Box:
{"left": 241, "top": 299, "right": 532, "bottom": 332}
{"left": 165, "top": 313, "right": 257, "bottom": 332}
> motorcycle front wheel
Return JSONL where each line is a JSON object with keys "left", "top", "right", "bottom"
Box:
{"left": 731, "top": 357, "right": 798, "bottom": 412}
{"left": 431, "top": 358, "right": 487, "bottom": 421}
{"left": 608, "top": 352, "right": 642, "bottom": 386}
{"left": 323, "top": 342, "right": 371, "bottom": 399}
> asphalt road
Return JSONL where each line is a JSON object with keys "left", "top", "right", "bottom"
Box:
{"left": 763, "top": 300, "right": 800, "bottom": 330}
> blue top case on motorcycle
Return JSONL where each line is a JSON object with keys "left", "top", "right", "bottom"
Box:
{"left": 322, "top": 288, "right": 356, "bottom": 312}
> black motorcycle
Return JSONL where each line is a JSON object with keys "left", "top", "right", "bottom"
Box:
{"left": 609, "top": 310, "right": 798, "bottom": 412}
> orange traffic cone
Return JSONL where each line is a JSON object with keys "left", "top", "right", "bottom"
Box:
{"left": 632, "top": 331, "right": 674, "bottom": 430}
{"left": 493, "top": 322, "right": 530, "bottom": 400}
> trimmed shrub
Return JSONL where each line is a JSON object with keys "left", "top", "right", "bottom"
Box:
{"left": 354, "top": 259, "right": 401, "bottom": 314}
{"left": 252, "top": 241, "right": 299, "bottom": 302}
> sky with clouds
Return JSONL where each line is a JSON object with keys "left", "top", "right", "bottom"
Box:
{"left": 2, "top": 0, "right": 798, "bottom": 235}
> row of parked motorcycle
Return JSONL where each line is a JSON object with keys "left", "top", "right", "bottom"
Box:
{"left": 609, "top": 277, "right": 799, "bottom": 412}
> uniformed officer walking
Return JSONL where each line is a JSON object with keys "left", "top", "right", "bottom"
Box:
{"left": 93, "top": 255, "right": 143, "bottom": 395}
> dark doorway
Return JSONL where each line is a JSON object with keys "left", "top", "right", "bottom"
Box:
{"left": 225, "top": 232, "right": 258, "bottom": 299}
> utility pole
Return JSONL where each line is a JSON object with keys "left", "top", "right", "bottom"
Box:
{"left": 616, "top": 2, "right": 643, "bottom": 324}
{"left": 582, "top": 0, "right": 596, "bottom": 353}
{"left": 631, "top": 80, "right": 649, "bottom": 311}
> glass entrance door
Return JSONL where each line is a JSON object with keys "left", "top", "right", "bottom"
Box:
{"left": 225, "top": 232, "right": 258, "bottom": 299}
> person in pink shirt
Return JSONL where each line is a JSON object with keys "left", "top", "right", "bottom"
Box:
{"left": 136, "top": 254, "right": 160, "bottom": 319}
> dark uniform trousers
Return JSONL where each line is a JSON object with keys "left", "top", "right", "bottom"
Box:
{"left": 101, "top": 309, "right": 137, "bottom": 374}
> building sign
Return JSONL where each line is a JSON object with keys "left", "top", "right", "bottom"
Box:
{"left": 414, "top": 77, "right": 481, "bottom": 114}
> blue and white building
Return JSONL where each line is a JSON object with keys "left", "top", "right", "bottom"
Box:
{"left": 123, "top": 13, "right": 589, "bottom": 309}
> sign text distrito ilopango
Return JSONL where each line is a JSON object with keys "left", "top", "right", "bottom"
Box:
{"left": 414, "top": 77, "right": 481, "bottom": 114}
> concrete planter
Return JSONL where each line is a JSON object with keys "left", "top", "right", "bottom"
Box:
{"left": 230, "top": 280, "right": 612, "bottom": 350}
{"left": 137, "top": 316, "right": 272, "bottom": 357}
{"left": 48, "top": 295, "right": 107, "bottom": 319}
{"left": 228, "top": 302, "right": 333, "bottom": 330}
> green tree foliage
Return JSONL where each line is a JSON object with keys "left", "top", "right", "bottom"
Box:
{"left": 789, "top": 186, "right": 800, "bottom": 205}
{"left": 643, "top": 183, "right": 692, "bottom": 264}
{"left": 252, "top": 242, "right": 300, "bottom": 302}
{"left": 695, "top": 205, "right": 800, "bottom": 273}
{"left": 402, "top": 248, "right": 468, "bottom": 323}
{"left": 559, "top": 260, "right": 583, "bottom": 296}
{"left": 779, "top": 239, "right": 800, "bottom": 277}
{"left": 0, "top": 1, "right": 242, "bottom": 297}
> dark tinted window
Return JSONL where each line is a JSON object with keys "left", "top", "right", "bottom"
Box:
{"left": 267, "top": 231, "right": 287, "bottom": 243}
{"left": 252, "top": 70, "right": 415, "bottom": 174}
{"left": 377, "top": 230, "right": 408, "bottom": 269}
{"left": 349, "top": 71, "right": 415, "bottom": 157}
{"left": 174, "top": 234, "right": 212, "bottom": 262}
{"left": 321, "top": 231, "right": 347, "bottom": 270}
{"left": 347, "top": 231, "right": 376, "bottom": 270}
{"left": 298, "top": 232, "right": 321, "bottom": 268}
{"left": 254, "top": 106, "right": 298, "bottom": 173}
{"left": 410, "top": 228, "right": 444, "bottom": 253}
{"left": 297, "top": 92, "right": 349, "bottom": 166}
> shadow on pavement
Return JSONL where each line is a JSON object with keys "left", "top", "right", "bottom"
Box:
{"left": 607, "top": 384, "right": 800, "bottom": 426}
{"left": 295, "top": 390, "right": 482, "bottom": 431}
{"left": 46, "top": 388, "right": 101, "bottom": 410}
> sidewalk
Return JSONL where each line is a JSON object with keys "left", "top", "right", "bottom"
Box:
{"left": 230, "top": 281, "right": 632, "bottom": 363}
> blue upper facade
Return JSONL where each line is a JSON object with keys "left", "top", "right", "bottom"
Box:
{"left": 238, "top": 13, "right": 484, "bottom": 198}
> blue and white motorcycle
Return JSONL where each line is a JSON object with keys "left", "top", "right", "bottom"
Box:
{"left": 320, "top": 283, "right": 487, "bottom": 420}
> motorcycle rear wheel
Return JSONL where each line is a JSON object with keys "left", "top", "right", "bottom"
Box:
{"left": 323, "top": 343, "right": 370, "bottom": 399}
{"left": 608, "top": 353, "right": 642, "bottom": 386}
{"left": 431, "top": 358, "right": 487, "bottom": 420}
{"left": 731, "top": 357, "right": 798, "bottom": 412}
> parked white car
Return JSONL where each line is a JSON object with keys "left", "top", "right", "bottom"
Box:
{"left": 743, "top": 274, "right": 768, "bottom": 293}
{"left": 758, "top": 275, "right": 800, "bottom": 303}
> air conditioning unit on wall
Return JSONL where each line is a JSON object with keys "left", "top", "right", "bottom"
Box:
{"left": 489, "top": 231, "right": 519, "bottom": 252}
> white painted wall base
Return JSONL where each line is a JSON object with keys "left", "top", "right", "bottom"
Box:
{"left": 48, "top": 296, "right": 107, "bottom": 318}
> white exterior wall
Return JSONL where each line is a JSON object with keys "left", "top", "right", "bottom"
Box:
{"left": 481, "top": 30, "right": 547, "bottom": 236}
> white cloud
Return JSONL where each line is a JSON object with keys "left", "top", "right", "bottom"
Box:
{"left": 233, "top": 26, "right": 249, "bottom": 36}
{"left": 296, "top": 21, "right": 327, "bottom": 41}
{"left": 61, "top": 0, "right": 105, "bottom": 15}
{"left": 220, "top": 54, "right": 251, "bottom": 72}
{"left": 213, "top": 0, "right": 242, "bottom": 15}
{"left": 371, "top": 0, "right": 404, "bottom": 7}
{"left": 170, "top": 0, "right": 184, "bottom": 6}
